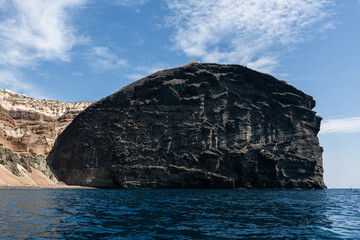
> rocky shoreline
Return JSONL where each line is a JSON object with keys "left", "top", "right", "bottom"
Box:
{"left": 0, "top": 185, "right": 95, "bottom": 189}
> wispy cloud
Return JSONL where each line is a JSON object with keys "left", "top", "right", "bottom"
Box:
{"left": 0, "top": 0, "right": 86, "bottom": 98}
{"left": 0, "top": 0, "right": 87, "bottom": 67}
{"left": 166, "top": 0, "right": 335, "bottom": 73}
{"left": 125, "top": 63, "right": 173, "bottom": 80}
{"left": 72, "top": 72, "right": 84, "bottom": 77}
{"left": 114, "top": 0, "right": 149, "bottom": 7}
{"left": 320, "top": 117, "right": 360, "bottom": 134}
{"left": 126, "top": 73, "right": 145, "bottom": 81}
{"left": 134, "top": 64, "right": 170, "bottom": 75}
{"left": 0, "top": 69, "right": 46, "bottom": 98}
{"left": 0, "top": 70, "right": 30, "bottom": 92}
{"left": 88, "top": 47, "right": 128, "bottom": 73}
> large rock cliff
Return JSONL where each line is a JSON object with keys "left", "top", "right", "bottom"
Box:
{"left": 48, "top": 63, "right": 326, "bottom": 189}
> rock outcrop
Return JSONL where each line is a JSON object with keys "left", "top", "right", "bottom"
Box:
{"left": 48, "top": 63, "right": 326, "bottom": 189}
{"left": 0, "top": 89, "right": 93, "bottom": 157}
{"left": 0, "top": 146, "right": 55, "bottom": 186}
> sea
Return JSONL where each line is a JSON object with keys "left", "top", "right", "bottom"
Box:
{"left": 0, "top": 189, "right": 359, "bottom": 239}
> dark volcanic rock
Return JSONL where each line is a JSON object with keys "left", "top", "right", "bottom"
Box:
{"left": 47, "top": 63, "right": 326, "bottom": 189}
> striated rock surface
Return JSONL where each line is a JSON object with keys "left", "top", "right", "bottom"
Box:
{"left": 48, "top": 63, "right": 326, "bottom": 189}
{"left": 0, "top": 89, "right": 93, "bottom": 157}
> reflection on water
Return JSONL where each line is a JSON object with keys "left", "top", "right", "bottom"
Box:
{"left": 0, "top": 189, "right": 359, "bottom": 239}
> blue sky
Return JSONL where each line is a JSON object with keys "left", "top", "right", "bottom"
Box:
{"left": 0, "top": 0, "right": 359, "bottom": 188}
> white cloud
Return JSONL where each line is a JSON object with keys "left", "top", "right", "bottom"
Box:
{"left": 126, "top": 73, "right": 146, "bottom": 81}
{"left": 0, "top": 0, "right": 87, "bottom": 67}
{"left": 320, "top": 117, "right": 360, "bottom": 134}
{"left": 247, "top": 57, "right": 279, "bottom": 74}
{"left": 89, "top": 47, "right": 128, "bottom": 73}
{"left": 72, "top": 72, "right": 84, "bottom": 77}
{"left": 134, "top": 65, "right": 169, "bottom": 75}
{"left": 0, "top": 70, "right": 46, "bottom": 99}
{"left": 114, "top": 0, "right": 149, "bottom": 7}
{"left": 166, "top": 0, "right": 334, "bottom": 73}
{"left": 0, "top": 70, "right": 30, "bottom": 92}
{"left": 0, "top": 0, "right": 86, "bottom": 98}
{"left": 125, "top": 63, "right": 173, "bottom": 80}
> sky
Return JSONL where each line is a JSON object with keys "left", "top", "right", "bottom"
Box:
{"left": 0, "top": 0, "right": 359, "bottom": 188}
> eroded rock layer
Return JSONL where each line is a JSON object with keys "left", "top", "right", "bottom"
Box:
{"left": 0, "top": 90, "right": 93, "bottom": 157}
{"left": 48, "top": 63, "right": 326, "bottom": 189}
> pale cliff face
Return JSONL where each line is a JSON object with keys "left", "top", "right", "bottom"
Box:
{"left": 0, "top": 90, "right": 93, "bottom": 157}
{"left": 0, "top": 90, "right": 91, "bottom": 118}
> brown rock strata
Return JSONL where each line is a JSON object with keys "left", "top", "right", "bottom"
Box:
{"left": 0, "top": 90, "right": 93, "bottom": 156}
{"left": 0, "top": 89, "right": 92, "bottom": 186}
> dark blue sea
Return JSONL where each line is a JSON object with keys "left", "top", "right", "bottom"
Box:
{"left": 0, "top": 189, "right": 359, "bottom": 239}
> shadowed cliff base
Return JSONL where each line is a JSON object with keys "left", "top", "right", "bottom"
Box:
{"left": 47, "top": 63, "right": 326, "bottom": 189}
{"left": 0, "top": 146, "right": 56, "bottom": 187}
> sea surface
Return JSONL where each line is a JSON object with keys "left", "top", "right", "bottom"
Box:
{"left": 0, "top": 189, "right": 359, "bottom": 239}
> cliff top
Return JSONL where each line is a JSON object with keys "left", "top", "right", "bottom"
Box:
{"left": 0, "top": 89, "right": 93, "bottom": 118}
{"left": 94, "top": 63, "right": 315, "bottom": 111}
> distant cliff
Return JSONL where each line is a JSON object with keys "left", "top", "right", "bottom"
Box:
{"left": 0, "top": 89, "right": 93, "bottom": 186}
{"left": 48, "top": 63, "right": 326, "bottom": 189}
{"left": 0, "top": 89, "right": 92, "bottom": 157}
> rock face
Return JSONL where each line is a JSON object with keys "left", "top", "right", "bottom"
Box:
{"left": 0, "top": 146, "right": 56, "bottom": 186}
{"left": 48, "top": 63, "right": 326, "bottom": 189}
{"left": 0, "top": 90, "right": 93, "bottom": 157}
{"left": 0, "top": 89, "right": 92, "bottom": 186}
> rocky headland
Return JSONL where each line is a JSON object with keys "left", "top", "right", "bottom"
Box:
{"left": 0, "top": 89, "right": 92, "bottom": 186}
{"left": 47, "top": 63, "right": 326, "bottom": 189}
